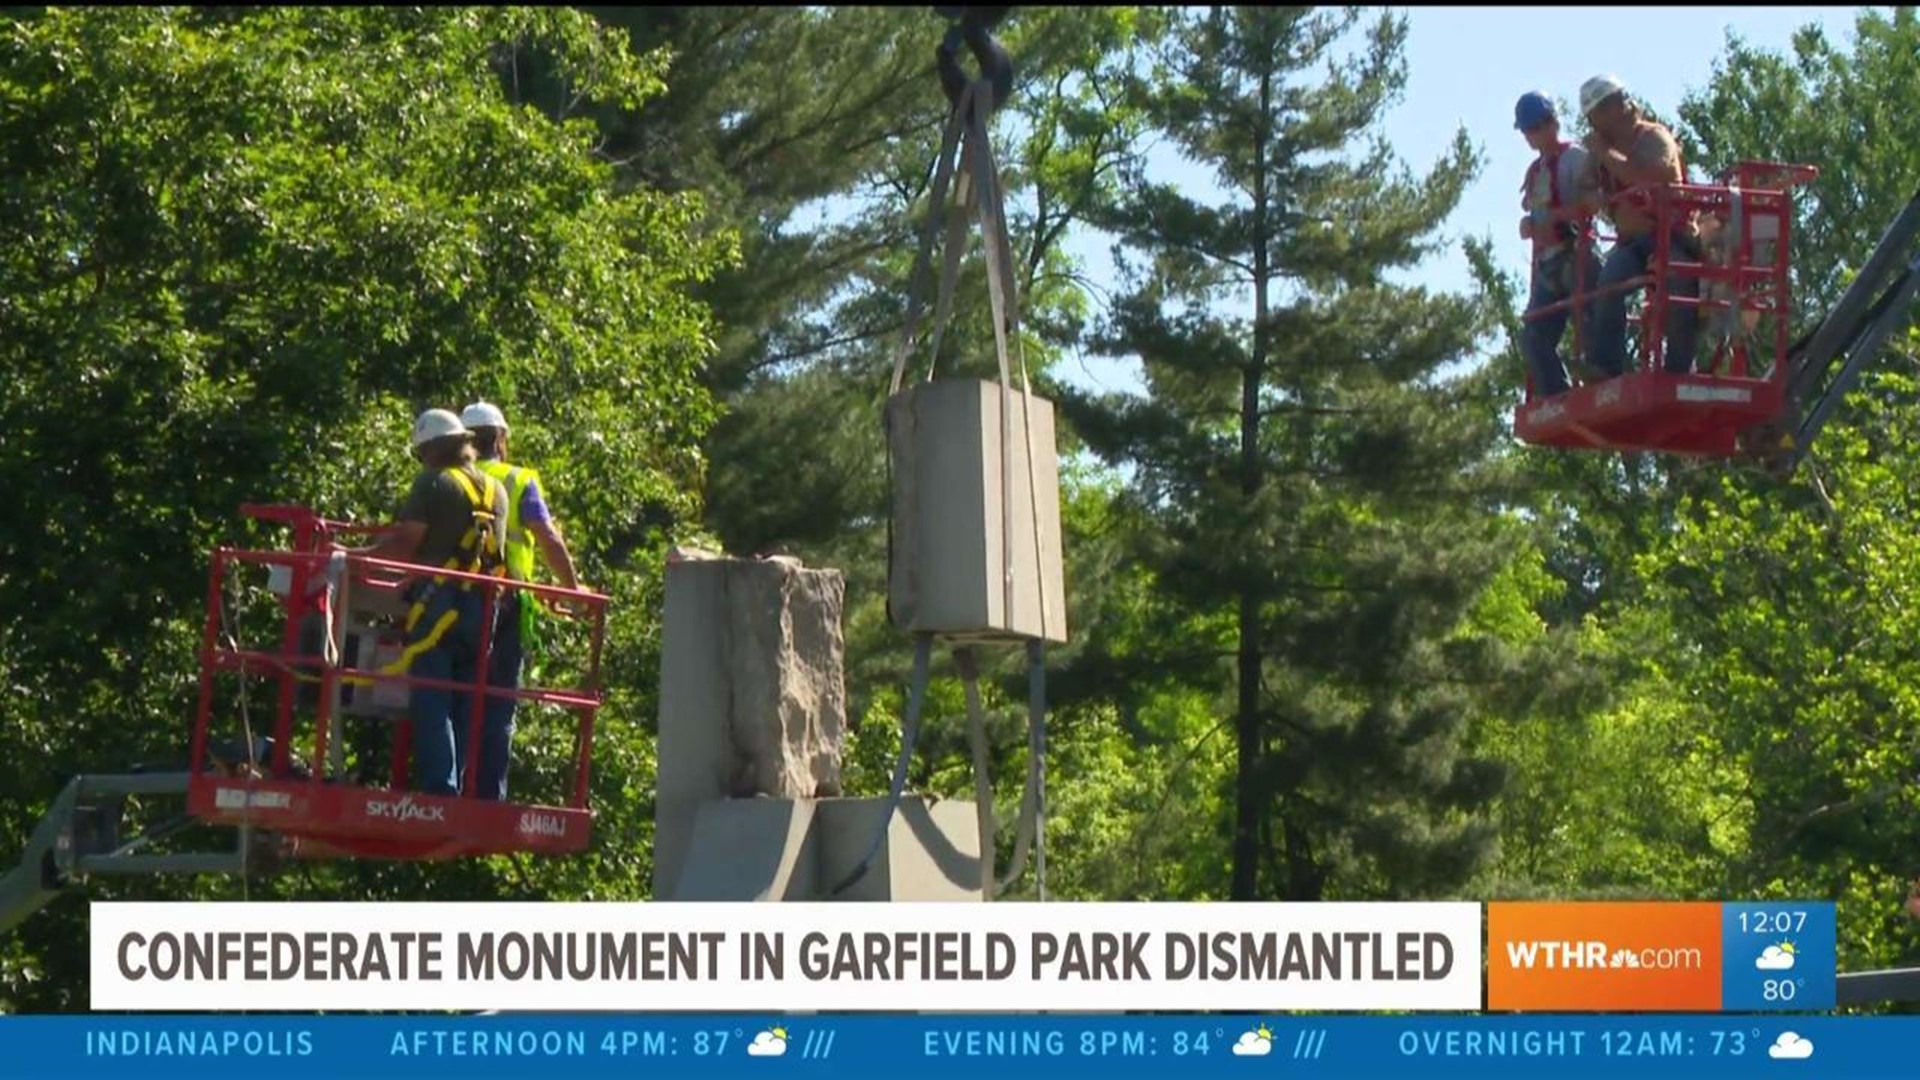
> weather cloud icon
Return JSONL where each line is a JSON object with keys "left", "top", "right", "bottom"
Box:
{"left": 1232, "top": 1026, "right": 1274, "bottom": 1057}
{"left": 748, "top": 1029, "right": 789, "bottom": 1057}
{"left": 1756, "top": 943, "right": 1798, "bottom": 971}
{"left": 1769, "top": 1032, "right": 1814, "bottom": 1060}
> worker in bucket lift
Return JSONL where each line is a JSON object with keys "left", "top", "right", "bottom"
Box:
{"left": 458, "top": 400, "right": 582, "bottom": 802}
{"left": 1579, "top": 73, "right": 1703, "bottom": 379}
{"left": 344, "top": 408, "right": 510, "bottom": 797}
{"left": 1515, "top": 91, "right": 1603, "bottom": 397}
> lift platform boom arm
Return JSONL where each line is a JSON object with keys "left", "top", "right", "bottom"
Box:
{"left": 1756, "top": 186, "right": 1920, "bottom": 1005}
{"left": 1758, "top": 186, "right": 1920, "bottom": 472}
{"left": 0, "top": 773, "right": 250, "bottom": 934}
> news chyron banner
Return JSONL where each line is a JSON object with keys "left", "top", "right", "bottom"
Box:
{"left": 1487, "top": 901, "right": 1837, "bottom": 1012}
{"left": 89, "top": 901, "right": 1482, "bottom": 1012}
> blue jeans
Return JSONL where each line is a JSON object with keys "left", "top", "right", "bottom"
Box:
{"left": 474, "top": 592, "right": 523, "bottom": 802}
{"left": 1587, "top": 232, "right": 1700, "bottom": 377}
{"left": 1524, "top": 248, "right": 1603, "bottom": 397}
{"left": 406, "top": 584, "right": 509, "bottom": 798}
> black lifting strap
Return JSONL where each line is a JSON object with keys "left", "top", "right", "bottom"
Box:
{"left": 934, "top": 6, "right": 1014, "bottom": 113}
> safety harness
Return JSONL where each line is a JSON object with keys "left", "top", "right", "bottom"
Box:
{"left": 438, "top": 465, "right": 507, "bottom": 583}
{"left": 279, "top": 468, "right": 509, "bottom": 727}
{"left": 1524, "top": 141, "right": 1597, "bottom": 297}
{"left": 1523, "top": 140, "right": 1583, "bottom": 252}
{"left": 383, "top": 465, "right": 506, "bottom": 675}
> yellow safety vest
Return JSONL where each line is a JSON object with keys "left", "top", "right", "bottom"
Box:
{"left": 474, "top": 459, "right": 539, "bottom": 582}
{"left": 474, "top": 458, "right": 545, "bottom": 653}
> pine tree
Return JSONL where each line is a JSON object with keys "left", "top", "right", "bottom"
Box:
{"left": 530, "top": 8, "right": 1155, "bottom": 561}
{"left": 1061, "top": 6, "right": 1511, "bottom": 900}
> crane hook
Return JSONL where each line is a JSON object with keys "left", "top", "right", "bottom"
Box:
{"left": 933, "top": 6, "right": 1014, "bottom": 113}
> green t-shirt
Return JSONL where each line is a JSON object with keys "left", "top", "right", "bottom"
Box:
{"left": 397, "top": 465, "right": 507, "bottom": 570}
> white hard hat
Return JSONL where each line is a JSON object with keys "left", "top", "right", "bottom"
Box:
{"left": 1580, "top": 74, "right": 1628, "bottom": 116}
{"left": 461, "top": 400, "right": 509, "bottom": 432}
{"left": 411, "top": 408, "right": 472, "bottom": 448}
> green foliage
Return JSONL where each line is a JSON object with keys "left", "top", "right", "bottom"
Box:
{"left": 1680, "top": 7, "right": 1920, "bottom": 311}
{"left": 0, "top": 5, "right": 728, "bottom": 1009}
{"left": 1633, "top": 368, "right": 1920, "bottom": 975}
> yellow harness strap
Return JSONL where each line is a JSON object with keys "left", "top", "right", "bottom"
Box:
{"left": 377, "top": 467, "right": 505, "bottom": 677}
{"left": 315, "top": 469, "right": 510, "bottom": 690}
{"left": 438, "top": 466, "right": 506, "bottom": 583}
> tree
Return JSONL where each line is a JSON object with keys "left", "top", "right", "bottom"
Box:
{"left": 1592, "top": 348, "right": 1920, "bottom": 988}
{"left": 1060, "top": 6, "right": 1513, "bottom": 901}
{"left": 518, "top": 8, "right": 947, "bottom": 395}
{"left": 0, "top": 6, "right": 730, "bottom": 1010}
{"left": 1681, "top": 8, "right": 1920, "bottom": 314}
{"left": 1451, "top": 236, "right": 1736, "bottom": 904}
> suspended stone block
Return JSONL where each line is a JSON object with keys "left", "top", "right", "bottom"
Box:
{"left": 886, "top": 378, "right": 1068, "bottom": 644}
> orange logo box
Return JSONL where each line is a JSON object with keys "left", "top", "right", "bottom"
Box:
{"left": 1488, "top": 902, "right": 1722, "bottom": 1012}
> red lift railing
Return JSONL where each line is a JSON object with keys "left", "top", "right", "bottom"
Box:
{"left": 183, "top": 504, "right": 609, "bottom": 860}
{"left": 1515, "top": 159, "right": 1818, "bottom": 456}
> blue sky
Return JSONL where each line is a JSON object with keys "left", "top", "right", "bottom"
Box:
{"left": 1054, "top": 4, "right": 1868, "bottom": 396}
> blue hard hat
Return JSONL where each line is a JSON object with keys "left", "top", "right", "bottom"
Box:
{"left": 1514, "top": 91, "right": 1556, "bottom": 131}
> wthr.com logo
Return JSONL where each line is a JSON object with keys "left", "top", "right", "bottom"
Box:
{"left": 1503, "top": 939, "right": 1705, "bottom": 972}
{"left": 1488, "top": 903, "right": 1723, "bottom": 1011}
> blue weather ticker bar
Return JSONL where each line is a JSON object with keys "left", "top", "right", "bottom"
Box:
{"left": 0, "top": 1015, "right": 1914, "bottom": 1080}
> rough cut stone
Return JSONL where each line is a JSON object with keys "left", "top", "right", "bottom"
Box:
{"left": 719, "top": 558, "right": 847, "bottom": 799}
{"left": 654, "top": 556, "right": 847, "bottom": 898}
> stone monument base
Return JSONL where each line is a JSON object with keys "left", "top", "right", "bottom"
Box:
{"left": 663, "top": 796, "right": 982, "bottom": 902}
